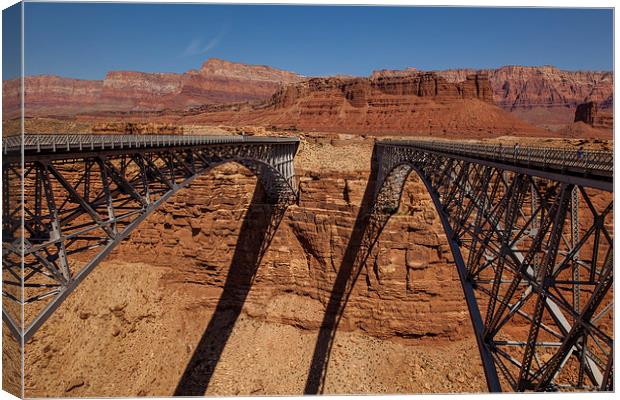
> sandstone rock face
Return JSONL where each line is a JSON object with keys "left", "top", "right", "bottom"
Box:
{"left": 574, "top": 101, "right": 613, "bottom": 129}
{"left": 2, "top": 58, "right": 303, "bottom": 118}
{"left": 4, "top": 61, "right": 612, "bottom": 135}
{"left": 19, "top": 134, "right": 612, "bottom": 396}
{"left": 196, "top": 58, "right": 302, "bottom": 82}
{"left": 180, "top": 72, "right": 544, "bottom": 137}
{"left": 437, "top": 65, "right": 613, "bottom": 109}
{"left": 91, "top": 122, "right": 184, "bottom": 135}
{"left": 20, "top": 138, "right": 489, "bottom": 396}
{"left": 4, "top": 60, "right": 613, "bottom": 139}
{"left": 109, "top": 156, "right": 472, "bottom": 341}
{"left": 436, "top": 65, "right": 613, "bottom": 126}
{"left": 270, "top": 72, "right": 494, "bottom": 108}
{"left": 2, "top": 76, "right": 104, "bottom": 118}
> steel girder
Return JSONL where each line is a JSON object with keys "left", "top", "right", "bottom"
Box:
{"left": 373, "top": 142, "right": 613, "bottom": 392}
{"left": 2, "top": 136, "right": 300, "bottom": 343}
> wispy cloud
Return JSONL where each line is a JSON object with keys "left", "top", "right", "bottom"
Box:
{"left": 181, "top": 32, "right": 223, "bottom": 57}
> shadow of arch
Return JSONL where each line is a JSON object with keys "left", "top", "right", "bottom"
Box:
{"left": 15, "top": 155, "right": 296, "bottom": 342}
{"left": 304, "top": 147, "right": 392, "bottom": 394}
{"left": 304, "top": 153, "right": 501, "bottom": 394}
{"left": 173, "top": 169, "right": 289, "bottom": 395}
{"left": 372, "top": 159, "right": 501, "bottom": 392}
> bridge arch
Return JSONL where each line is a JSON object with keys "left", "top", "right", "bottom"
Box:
{"left": 2, "top": 135, "right": 300, "bottom": 342}
{"left": 369, "top": 141, "right": 613, "bottom": 392}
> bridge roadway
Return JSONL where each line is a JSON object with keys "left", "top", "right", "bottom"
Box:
{"left": 2, "top": 134, "right": 614, "bottom": 393}
{"left": 374, "top": 139, "right": 613, "bottom": 191}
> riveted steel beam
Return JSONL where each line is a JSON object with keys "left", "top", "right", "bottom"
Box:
{"left": 2, "top": 135, "right": 300, "bottom": 342}
{"left": 372, "top": 141, "right": 613, "bottom": 392}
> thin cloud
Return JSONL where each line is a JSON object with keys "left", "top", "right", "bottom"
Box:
{"left": 181, "top": 34, "right": 223, "bottom": 57}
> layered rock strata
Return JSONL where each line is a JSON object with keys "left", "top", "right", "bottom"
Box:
{"left": 180, "top": 72, "right": 544, "bottom": 137}
{"left": 436, "top": 65, "right": 613, "bottom": 126}
{"left": 19, "top": 135, "right": 613, "bottom": 396}
{"left": 574, "top": 101, "right": 613, "bottom": 130}
{"left": 437, "top": 66, "right": 611, "bottom": 108}
{"left": 109, "top": 164, "right": 471, "bottom": 340}
{"left": 2, "top": 58, "right": 303, "bottom": 118}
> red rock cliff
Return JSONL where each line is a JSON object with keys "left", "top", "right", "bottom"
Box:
{"left": 111, "top": 149, "right": 472, "bottom": 341}
{"left": 437, "top": 65, "right": 613, "bottom": 109}
{"left": 270, "top": 72, "right": 493, "bottom": 109}
{"left": 2, "top": 58, "right": 303, "bottom": 118}
{"left": 574, "top": 101, "right": 613, "bottom": 129}
{"left": 435, "top": 65, "right": 613, "bottom": 127}
{"left": 182, "top": 71, "right": 544, "bottom": 137}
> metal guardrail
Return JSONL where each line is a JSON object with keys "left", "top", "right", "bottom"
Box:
{"left": 2, "top": 134, "right": 300, "bottom": 155}
{"left": 3, "top": 135, "right": 612, "bottom": 178}
{"left": 377, "top": 140, "right": 614, "bottom": 178}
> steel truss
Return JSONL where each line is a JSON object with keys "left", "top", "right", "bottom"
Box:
{"left": 2, "top": 134, "right": 299, "bottom": 342}
{"left": 373, "top": 141, "right": 613, "bottom": 392}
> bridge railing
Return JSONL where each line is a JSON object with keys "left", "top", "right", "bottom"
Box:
{"left": 2, "top": 134, "right": 300, "bottom": 154}
{"left": 377, "top": 140, "right": 613, "bottom": 177}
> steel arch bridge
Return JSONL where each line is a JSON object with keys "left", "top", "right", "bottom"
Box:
{"left": 2, "top": 134, "right": 300, "bottom": 342}
{"left": 372, "top": 140, "right": 613, "bottom": 392}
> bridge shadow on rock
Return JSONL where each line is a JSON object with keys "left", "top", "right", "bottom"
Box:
{"left": 304, "top": 147, "right": 393, "bottom": 394}
{"left": 173, "top": 179, "right": 289, "bottom": 396}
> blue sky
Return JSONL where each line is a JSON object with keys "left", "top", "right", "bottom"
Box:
{"left": 2, "top": 3, "right": 614, "bottom": 80}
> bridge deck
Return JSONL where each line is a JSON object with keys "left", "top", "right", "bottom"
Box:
{"left": 2, "top": 134, "right": 300, "bottom": 161}
{"left": 377, "top": 139, "right": 613, "bottom": 191}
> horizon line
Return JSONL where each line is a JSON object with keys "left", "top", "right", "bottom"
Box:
{"left": 5, "top": 58, "right": 615, "bottom": 82}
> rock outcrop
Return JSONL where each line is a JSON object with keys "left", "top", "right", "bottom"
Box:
{"left": 19, "top": 134, "right": 613, "bottom": 397}
{"left": 437, "top": 65, "right": 613, "bottom": 109}
{"left": 110, "top": 151, "right": 470, "bottom": 341}
{"left": 270, "top": 72, "right": 494, "bottom": 107}
{"left": 436, "top": 65, "right": 613, "bottom": 126}
{"left": 2, "top": 76, "right": 104, "bottom": 118}
{"left": 574, "top": 101, "right": 613, "bottom": 129}
{"left": 91, "top": 122, "right": 184, "bottom": 135}
{"left": 3, "top": 61, "right": 612, "bottom": 136}
{"left": 180, "top": 72, "right": 544, "bottom": 137}
{"left": 2, "top": 58, "right": 303, "bottom": 118}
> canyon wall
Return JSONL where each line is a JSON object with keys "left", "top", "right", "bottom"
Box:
{"left": 2, "top": 58, "right": 303, "bottom": 118}
{"left": 2, "top": 76, "right": 104, "bottom": 119}
{"left": 180, "top": 72, "right": 545, "bottom": 137}
{"left": 270, "top": 72, "right": 494, "bottom": 108}
{"left": 437, "top": 65, "right": 612, "bottom": 109}
{"left": 19, "top": 135, "right": 613, "bottom": 396}
{"left": 436, "top": 65, "right": 613, "bottom": 127}
{"left": 102, "top": 138, "right": 472, "bottom": 340}
{"left": 4, "top": 61, "right": 612, "bottom": 134}
{"left": 575, "top": 101, "right": 613, "bottom": 130}
{"left": 21, "top": 137, "right": 486, "bottom": 397}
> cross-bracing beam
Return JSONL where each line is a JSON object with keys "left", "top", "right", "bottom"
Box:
{"left": 373, "top": 141, "right": 613, "bottom": 392}
{"left": 2, "top": 134, "right": 300, "bottom": 342}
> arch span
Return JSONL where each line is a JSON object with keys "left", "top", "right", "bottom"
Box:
{"left": 2, "top": 137, "right": 300, "bottom": 342}
{"left": 370, "top": 142, "right": 613, "bottom": 392}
